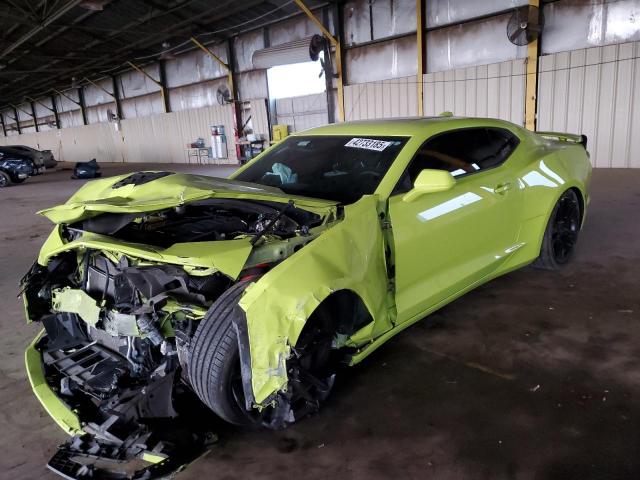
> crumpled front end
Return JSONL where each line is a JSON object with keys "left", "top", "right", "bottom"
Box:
{"left": 21, "top": 171, "right": 336, "bottom": 478}
{"left": 21, "top": 244, "right": 226, "bottom": 479}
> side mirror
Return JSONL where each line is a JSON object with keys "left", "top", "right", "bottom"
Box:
{"left": 402, "top": 169, "right": 456, "bottom": 203}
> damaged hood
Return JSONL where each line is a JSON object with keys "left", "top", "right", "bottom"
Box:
{"left": 38, "top": 171, "right": 337, "bottom": 224}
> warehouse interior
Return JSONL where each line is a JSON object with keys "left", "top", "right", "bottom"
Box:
{"left": 1, "top": 0, "right": 639, "bottom": 479}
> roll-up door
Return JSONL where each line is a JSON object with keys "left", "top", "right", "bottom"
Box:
{"left": 252, "top": 37, "right": 313, "bottom": 69}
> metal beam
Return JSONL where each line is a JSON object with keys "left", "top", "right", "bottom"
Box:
{"left": 126, "top": 61, "right": 169, "bottom": 113}
{"left": 417, "top": 0, "right": 426, "bottom": 116}
{"left": 0, "top": 113, "right": 6, "bottom": 137}
{"left": 77, "top": 87, "right": 88, "bottom": 125}
{"left": 30, "top": 101, "right": 39, "bottom": 132}
{"left": 293, "top": 0, "right": 344, "bottom": 122}
{"left": 0, "top": 0, "right": 83, "bottom": 60}
{"left": 53, "top": 88, "right": 82, "bottom": 107}
{"left": 111, "top": 76, "right": 123, "bottom": 120}
{"left": 51, "top": 94, "right": 61, "bottom": 128}
{"left": 525, "top": 0, "right": 540, "bottom": 131}
{"left": 158, "top": 60, "right": 171, "bottom": 113}
{"left": 27, "top": 96, "right": 55, "bottom": 113}
{"left": 10, "top": 103, "right": 34, "bottom": 119}
{"left": 190, "top": 37, "right": 235, "bottom": 100}
{"left": 83, "top": 77, "right": 116, "bottom": 99}
{"left": 226, "top": 37, "right": 243, "bottom": 138}
{"left": 13, "top": 106, "right": 21, "bottom": 134}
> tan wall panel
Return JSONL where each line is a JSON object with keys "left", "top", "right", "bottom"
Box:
{"left": 344, "top": 76, "right": 418, "bottom": 121}
{"left": 424, "top": 59, "right": 525, "bottom": 125}
{"left": 538, "top": 41, "right": 640, "bottom": 168}
{"left": 0, "top": 105, "right": 238, "bottom": 165}
{"left": 275, "top": 93, "right": 328, "bottom": 133}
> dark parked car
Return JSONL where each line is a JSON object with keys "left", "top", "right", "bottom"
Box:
{"left": 3, "top": 144, "right": 56, "bottom": 168}
{"left": 0, "top": 149, "right": 37, "bottom": 187}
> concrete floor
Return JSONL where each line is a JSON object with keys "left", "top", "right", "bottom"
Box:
{"left": 0, "top": 164, "right": 638, "bottom": 480}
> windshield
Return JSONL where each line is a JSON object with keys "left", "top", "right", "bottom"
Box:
{"left": 234, "top": 135, "right": 409, "bottom": 203}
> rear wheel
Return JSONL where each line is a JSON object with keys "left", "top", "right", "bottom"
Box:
{"left": 533, "top": 189, "right": 581, "bottom": 270}
{"left": 0, "top": 171, "right": 12, "bottom": 188}
{"left": 188, "top": 281, "right": 337, "bottom": 428}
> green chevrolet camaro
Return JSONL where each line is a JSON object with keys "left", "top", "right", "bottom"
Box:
{"left": 21, "top": 117, "right": 591, "bottom": 478}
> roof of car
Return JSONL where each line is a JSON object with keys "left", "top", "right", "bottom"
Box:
{"left": 298, "top": 116, "right": 522, "bottom": 138}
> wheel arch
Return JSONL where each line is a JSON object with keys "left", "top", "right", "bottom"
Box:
{"left": 531, "top": 184, "right": 586, "bottom": 262}
{"left": 305, "top": 288, "right": 374, "bottom": 337}
{"left": 236, "top": 196, "right": 390, "bottom": 407}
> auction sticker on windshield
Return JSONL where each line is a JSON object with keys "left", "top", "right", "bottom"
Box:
{"left": 345, "top": 138, "right": 393, "bottom": 151}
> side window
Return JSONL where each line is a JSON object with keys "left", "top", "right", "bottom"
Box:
{"left": 394, "top": 127, "right": 519, "bottom": 194}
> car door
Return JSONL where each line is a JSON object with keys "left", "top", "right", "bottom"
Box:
{"left": 388, "top": 127, "right": 523, "bottom": 324}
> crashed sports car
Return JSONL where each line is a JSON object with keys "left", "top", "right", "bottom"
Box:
{"left": 21, "top": 117, "right": 591, "bottom": 478}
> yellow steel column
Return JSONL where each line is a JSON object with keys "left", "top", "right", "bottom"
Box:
{"left": 417, "top": 0, "right": 425, "bottom": 116}
{"left": 293, "top": 0, "right": 344, "bottom": 122}
{"left": 524, "top": 0, "right": 540, "bottom": 131}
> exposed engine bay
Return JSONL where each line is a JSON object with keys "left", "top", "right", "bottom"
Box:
{"left": 71, "top": 198, "right": 318, "bottom": 248}
{"left": 21, "top": 197, "right": 327, "bottom": 479}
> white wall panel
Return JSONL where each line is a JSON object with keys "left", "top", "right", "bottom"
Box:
{"left": 121, "top": 94, "right": 165, "bottom": 119}
{"left": 169, "top": 78, "right": 230, "bottom": 111}
{"left": 344, "top": 75, "right": 418, "bottom": 121}
{"left": 269, "top": 13, "right": 329, "bottom": 47}
{"left": 84, "top": 79, "right": 116, "bottom": 107}
{"left": 235, "top": 30, "right": 265, "bottom": 72}
{"left": 426, "top": 0, "right": 528, "bottom": 28}
{"left": 59, "top": 109, "right": 84, "bottom": 128}
{"left": 55, "top": 90, "right": 81, "bottom": 113}
{"left": 347, "top": 35, "right": 417, "bottom": 84}
{"left": 426, "top": 14, "right": 527, "bottom": 73}
{"left": 543, "top": 0, "right": 640, "bottom": 55}
{"left": 33, "top": 98, "right": 54, "bottom": 118}
{"left": 118, "top": 64, "right": 161, "bottom": 99}
{"left": 238, "top": 71, "right": 269, "bottom": 101}
{"left": 165, "top": 46, "right": 228, "bottom": 88}
{"left": 538, "top": 41, "right": 640, "bottom": 168}
{"left": 86, "top": 103, "right": 117, "bottom": 124}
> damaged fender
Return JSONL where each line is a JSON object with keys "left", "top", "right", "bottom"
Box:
{"left": 238, "top": 195, "right": 393, "bottom": 406}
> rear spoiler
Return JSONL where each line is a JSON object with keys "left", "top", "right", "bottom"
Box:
{"left": 537, "top": 131, "right": 588, "bottom": 149}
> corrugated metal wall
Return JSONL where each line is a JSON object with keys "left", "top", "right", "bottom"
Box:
{"left": 0, "top": 104, "right": 237, "bottom": 164}
{"left": 424, "top": 59, "right": 526, "bottom": 124}
{"left": 538, "top": 41, "right": 640, "bottom": 168}
{"left": 344, "top": 76, "right": 419, "bottom": 121}
{"left": 343, "top": 59, "right": 525, "bottom": 125}
{"left": 275, "top": 93, "right": 328, "bottom": 132}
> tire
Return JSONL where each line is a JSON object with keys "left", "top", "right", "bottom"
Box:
{"left": 188, "top": 281, "right": 338, "bottom": 428}
{"left": 533, "top": 189, "right": 582, "bottom": 270}
{"left": 0, "top": 171, "right": 12, "bottom": 188}
{"left": 188, "top": 281, "right": 255, "bottom": 426}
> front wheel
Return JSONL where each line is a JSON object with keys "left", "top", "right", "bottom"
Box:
{"left": 188, "top": 281, "right": 337, "bottom": 428}
{"left": 533, "top": 189, "right": 582, "bottom": 270}
{"left": 0, "top": 171, "right": 12, "bottom": 187}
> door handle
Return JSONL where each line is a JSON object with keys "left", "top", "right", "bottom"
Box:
{"left": 494, "top": 182, "right": 512, "bottom": 195}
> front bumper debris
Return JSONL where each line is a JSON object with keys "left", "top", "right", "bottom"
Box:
{"left": 26, "top": 331, "right": 217, "bottom": 480}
